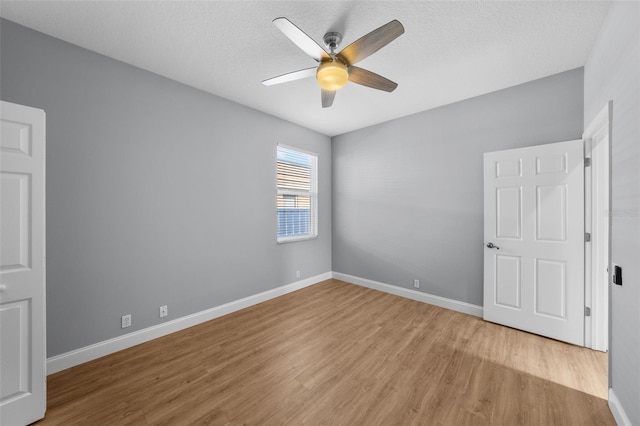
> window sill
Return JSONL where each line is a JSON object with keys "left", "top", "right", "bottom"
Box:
{"left": 277, "top": 235, "right": 318, "bottom": 244}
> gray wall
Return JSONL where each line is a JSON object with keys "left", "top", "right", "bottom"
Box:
{"left": 0, "top": 19, "right": 332, "bottom": 357}
{"left": 332, "top": 69, "right": 584, "bottom": 306}
{"left": 584, "top": 2, "right": 640, "bottom": 423}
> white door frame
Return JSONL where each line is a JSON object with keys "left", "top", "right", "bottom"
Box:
{"left": 583, "top": 101, "right": 611, "bottom": 352}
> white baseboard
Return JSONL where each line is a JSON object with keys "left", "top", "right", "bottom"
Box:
{"left": 47, "top": 272, "right": 331, "bottom": 375}
{"left": 332, "top": 272, "right": 483, "bottom": 318}
{"left": 609, "top": 387, "right": 632, "bottom": 426}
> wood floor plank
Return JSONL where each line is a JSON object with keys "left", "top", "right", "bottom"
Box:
{"left": 36, "top": 279, "right": 613, "bottom": 425}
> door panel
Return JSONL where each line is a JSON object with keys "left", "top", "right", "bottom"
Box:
{"left": 496, "top": 187, "right": 521, "bottom": 239}
{"left": 0, "top": 301, "right": 31, "bottom": 400}
{"left": 1, "top": 173, "right": 32, "bottom": 271}
{"left": 534, "top": 258, "right": 566, "bottom": 318}
{"left": 496, "top": 158, "right": 521, "bottom": 177}
{"left": 536, "top": 184, "right": 567, "bottom": 241}
{"left": 495, "top": 255, "right": 521, "bottom": 309}
{"left": 536, "top": 153, "right": 567, "bottom": 174}
{"left": 483, "top": 139, "right": 584, "bottom": 346}
{"left": 0, "top": 101, "right": 46, "bottom": 425}
{"left": 0, "top": 120, "right": 32, "bottom": 157}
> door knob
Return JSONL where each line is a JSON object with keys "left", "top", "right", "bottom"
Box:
{"left": 0, "top": 285, "right": 6, "bottom": 292}
{"left": 486, "top": 242, "right": 500, "bottom": 250}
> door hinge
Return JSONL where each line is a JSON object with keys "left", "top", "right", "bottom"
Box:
{"left": 585, "top": 157, "right": 591, "bottom": 167}
{"left": 585, "top": 306, "right": 591, "bottom": 317}
{"left": 585, "top": 232, "right": 591, "bottom": 242}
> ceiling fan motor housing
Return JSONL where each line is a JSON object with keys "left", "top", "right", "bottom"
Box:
{"left": 323, "top": 32, "right": 343, "bottom": 52}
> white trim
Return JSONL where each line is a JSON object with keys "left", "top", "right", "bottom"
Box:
{"left": 582, "top": 101, "right": 611, "bottom": 352}
{"left": 276, "top": 235, "right": 318, "bottom": 244}
{"left": 584, "top": 136, "right": 593, "bottom": 349}
{"left": 47, "top": 272, "right": 331, "bottom": 375}
{"left": 609, "top": 388, "right": 632, "bottom": 426}
{"left": 583, "top": 101, "right": 612, "bottom": 137}
{"left": 277, "top": 143, "right": 318, "bottom": 158}
{"left": 332, "top": 272, "right": 483, "bottom": 318}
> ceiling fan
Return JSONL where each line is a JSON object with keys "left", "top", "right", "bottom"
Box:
{"left": 262, "top": 17, "right": 405, "bottom": 108}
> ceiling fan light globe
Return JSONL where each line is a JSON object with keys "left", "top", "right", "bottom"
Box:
{"left": 316, "top": 60, "right": 348, "bottom": 91}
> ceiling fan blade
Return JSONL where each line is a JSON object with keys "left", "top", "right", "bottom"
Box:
{"left": 273, "top": 17, "right": 330, "bottom": 62}
{"left": 262, "top": 67, "right": 317, "bottom": 86}
{"left": 321, "top": 89, "right": 336, "bottom": 108}
{"left": 338, "top": 20, "right": 404, "bottom": 66}
{"left": 348, "top": 66, "right": 398, "bottom": 92}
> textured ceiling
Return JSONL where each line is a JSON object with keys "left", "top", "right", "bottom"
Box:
{"left": 0, "top": 1, "right": 610, "bottom": 136}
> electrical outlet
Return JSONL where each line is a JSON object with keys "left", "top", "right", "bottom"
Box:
{"left": 413, "top": 279, "right": 420, "bottom": 289}
{"left": 160, "top": 305, "right": 168, "bottom": 318}
{"left": 296, "top": 270, "right": 301, "bottom": 279}
{"left": 121, "top": 314, "right": 132, "bottom": 328}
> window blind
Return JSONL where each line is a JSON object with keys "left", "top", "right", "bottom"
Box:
{"left": 277, "top": 146, "right": 318, "bottom": 242}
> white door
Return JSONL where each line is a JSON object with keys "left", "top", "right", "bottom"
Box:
{"left": 0, "top": 101, "right": 46, "bottom": 425}
{"left": 483, "top": 139, "right": 585, "bottom": 346}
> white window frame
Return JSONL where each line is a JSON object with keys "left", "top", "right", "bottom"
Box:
{"left": 276, "top": 144, "right": 318, "bottom": 243}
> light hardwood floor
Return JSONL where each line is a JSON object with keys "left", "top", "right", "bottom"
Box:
{"left": 36, "top": 279, "right": 613, "bottom": 425}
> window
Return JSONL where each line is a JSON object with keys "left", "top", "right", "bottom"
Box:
{"left": 277, "top": 145, "right": 318, "bottom": 242}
